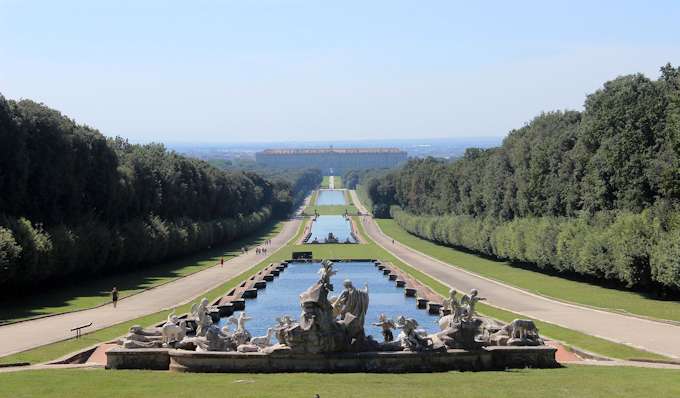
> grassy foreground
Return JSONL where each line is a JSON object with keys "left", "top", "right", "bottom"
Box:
{"left": 2, "top": 366, "right": 680, "bottom": 398}
{"left": 376, "top": 219, "right": 680, "bottom": 323}
{"left": 0, "top": 222, "right": 284, "bottom": 325}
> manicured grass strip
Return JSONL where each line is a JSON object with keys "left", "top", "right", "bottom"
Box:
{"left": 0, "top": 222, "right": 284, "bottom": 325}
{"left": 321, "top": 176, "right": 330, "bottom": 188}
{"left": 308, "top": 190, "right": 318, "bottom": 206}
{"left": 303, "top": 205, "right": 359, "bottom": 216}
{"left": 0, "top": 221, "right": 307, "bottom": 366}
{"left": 356, "top": 185, "right": 373, "bottom": 211}
{"left": 376, "top": 219, "right": 680, "bottom": 323}
{"left": 3, "top": 365, "right": 680, "bottom": 397}
{"left": 333, "top": 176, "right": 343, "bottom": 189}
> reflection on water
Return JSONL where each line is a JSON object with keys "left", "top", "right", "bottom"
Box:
{"left": 307, "top": 215, "right": 356, "bottom": 243}
{"left": 218, "top": 261, "right": 440, "bottom": 341}
{"left": 316, "top": 189, "right": 347, "bottom": 205}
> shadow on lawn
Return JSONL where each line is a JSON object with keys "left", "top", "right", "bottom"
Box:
{"left": 0, "top": 221, "right": 280, "bottom": 324}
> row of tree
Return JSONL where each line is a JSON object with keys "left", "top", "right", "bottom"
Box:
{"left": 0, "top": 96, "right": 302, "bottom": 296}
{"left": 391, "top": 206, "right": 680, "bottom": 293}
{"left": 209, "top": 158, "right": 322, "bottom": 213}
{"left": 366, "top": 64, "right": 680, "bottom": 293}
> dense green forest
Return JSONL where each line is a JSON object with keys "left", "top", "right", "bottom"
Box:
{"left": 208, "top": 158, "right": 322, "bottom": 210}
{"left": 366, "top": 64, "right": 680, "bottom": 294}
{"left": 0, "top": 97, "right": 312, "bottom": 297}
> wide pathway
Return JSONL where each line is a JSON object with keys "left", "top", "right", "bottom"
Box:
{"left": 328, "top": 175, "right": 335, "bottom": 189}
{"left": 350, "top": 190, "right": 680, "bottom": 359}
{"left": 0, "top": 216, "right": 302, "bottom": 358}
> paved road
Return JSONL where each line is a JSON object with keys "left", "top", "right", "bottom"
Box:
{"left": 350, "top": 190, "right": 680, "bottom": 359}
{"left": 0, "top": 216, "right": 302, "bottom": 359}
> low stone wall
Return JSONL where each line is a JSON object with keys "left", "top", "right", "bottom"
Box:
{"left": 106, "top": 348, "right": 171, "bottom": 370}
{"left": 106, "top": 346, "right": 557, "bottom": 372}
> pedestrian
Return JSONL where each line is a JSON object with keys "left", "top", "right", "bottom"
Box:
{"left": 111, "top": 287, "right": 119, "bottom": 308}
{"left": 392, "top": 239, "right": 395, "bottom": 244}
{"left": 220, "top": 257, "right": 224, "bottom": 268}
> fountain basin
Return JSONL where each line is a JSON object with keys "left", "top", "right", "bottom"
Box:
{"left": 107, "top": 346, "right": 558, "bottom": 372}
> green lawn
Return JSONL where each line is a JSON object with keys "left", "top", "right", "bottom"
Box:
{"left": 3, "top": 366, "right": 680, "bottom": 398}
{"left": 308, "top": 190, "right": 319, "bottom": 206}
{"left": 321, "top": 176, "right": 330, "bottom": 188}
{"left": 302, "top": 205, "right": 359, "bottom": 216}
{"left": 0, "top": 221, "right": 284, "bottom": 325}
{"left": 332, "top": 175, "right": 343, "bottom": 188}
{"left": 356, "top": 184, "right": 373, "bottom": 210}
{"left": 376, "top": 219, "right": 680, "bottom": 323}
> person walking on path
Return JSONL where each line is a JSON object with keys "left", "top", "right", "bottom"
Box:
{"left": 220, "top": 257, "right": 224, "bottom": 268}
{"left": 111, "top": 287, "right": 119, "bottom": 308}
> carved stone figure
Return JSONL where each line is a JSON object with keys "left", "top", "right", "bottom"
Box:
{"left": 396, "top": 317, "right": 432, "bottom": 352}
{"left": 162, "top": 320, "right": 187, "bottom": 345}
{"left": 228, "top": 312, "right": 253, "bottom": 346}
{"left": 490, "top": 319, "right": 543, "bottom": 346}
{"left": 372, "top": 313, "right": 396, "bottom": 342}
{"left": 318, "top": 259, "right": 337, "bottom": 290}
{"left": 332, "top": 279, "right": 369, "bottom": 340}
{"left": 460, "top": 289, "right": 486, "bottom": 322}
{"left": 121, "top": 325, "right": 164, "bottom": 348}
{"left": 250, "top": 327, "right": 276, "bottom": 348}
{"left": 192, "top": 298, "right": 213, "bottom": 337}
{"left": 195, "top": 325, "right": 233, "bottom": 352}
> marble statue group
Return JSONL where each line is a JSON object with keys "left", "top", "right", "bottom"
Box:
{"left": 119, "top": 259, "right": 544, "bottom": 354}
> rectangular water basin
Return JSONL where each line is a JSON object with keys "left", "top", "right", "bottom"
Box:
{"left": 316, "top": 189, "right": 347, "bottom": 205}
{"left": 218, "top": 261, "right": 440, "bottom": 341}
{"left": 307, "top": 215, "right": 356, "bottom": 243}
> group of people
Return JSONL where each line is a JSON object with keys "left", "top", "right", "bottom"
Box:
{"left": 256, "top": 239, "right": 272, "bottom": 255}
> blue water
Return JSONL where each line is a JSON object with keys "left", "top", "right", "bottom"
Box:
{"left": 218, "top": 261, "right": 440, "bottom": 341}
{"left": 307, "top": 215, "right": 356, "bottom": 243}
{"left": 316, "top": 189, "right": 347, "bottom": 205}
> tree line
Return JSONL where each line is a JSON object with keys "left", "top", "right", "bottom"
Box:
{"left": 0, "top": 96, "right": 309, "bottom": 296}
{"left": 209, "top": 158, "right": 322, "bottom": 213}
{"left": 366, "top": 64, "right": 680, "bottom": 294}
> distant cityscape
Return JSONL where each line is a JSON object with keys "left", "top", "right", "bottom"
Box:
{"left": 167, "top": 137, "right": 501, "bottom": 163}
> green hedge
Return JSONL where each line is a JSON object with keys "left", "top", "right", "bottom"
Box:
{"left": 391, "top": 206, "right": 680, "bottom": 292}
{"left": 0, "top": 208, "right": 271, "bottom": 293}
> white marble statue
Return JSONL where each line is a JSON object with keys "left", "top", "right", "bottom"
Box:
{"left": 396, "top": 317, "right": 432, "bottom": 352}
{"left": 228, "top": 312, "right": 253, "bottom": 345}
{"left": 460, "top": 289, "right": 486, "bottom": 322}
{"left": 318, "top": 259, "right": 337, "bottom": 290}
{"left": 250, "top": 327, "right": 276, "bottom": 348}
{"left": 191, "top": 297, "right": 213, "bottom": 337}
{"left": 162, "top": 320, "right": 187, "bottom": 344}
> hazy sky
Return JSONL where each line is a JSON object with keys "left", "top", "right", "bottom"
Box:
{"left": 2, "top": 1, "right": 679, "bottom": 143}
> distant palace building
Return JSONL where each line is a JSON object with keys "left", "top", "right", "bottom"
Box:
{"left": 255, "top": 147, "right": 407, "bottom": 175}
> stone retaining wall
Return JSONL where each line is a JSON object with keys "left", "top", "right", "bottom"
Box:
{"left": 106, "top": 346, "right": 557, "bottom": 372}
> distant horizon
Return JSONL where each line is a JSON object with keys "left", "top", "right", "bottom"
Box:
{"left": 158, "top": 135, "right": 503, "bottom": 147}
